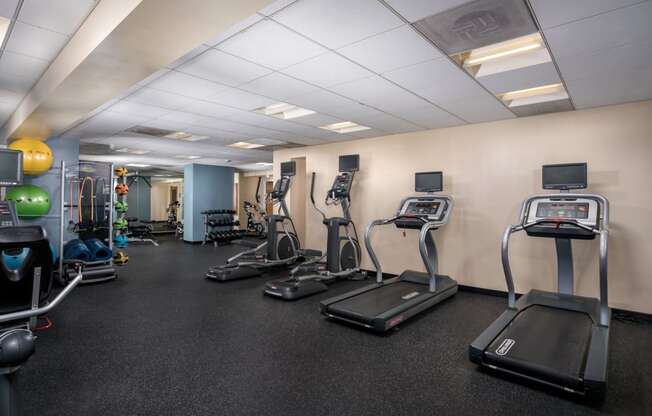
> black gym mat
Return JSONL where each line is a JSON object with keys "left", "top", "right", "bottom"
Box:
{"left": 17, "top": 237, "right": 652, "bottom": 416}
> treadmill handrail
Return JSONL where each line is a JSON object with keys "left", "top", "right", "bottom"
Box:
{"left": 365, "top": 195, "right": 454, "bottom": 284}
{"left": 502, "top": 193, "right": 610, "bottom": 326}
{"left": 0, "top": 266, "right": 83, "bottom": 324}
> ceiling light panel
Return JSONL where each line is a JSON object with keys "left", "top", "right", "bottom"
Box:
{"left": 272, "top": 0, "right": 404, "bottom": 49}
{"left": 0, "top": 16, "right": 10, "bottom": 45}
{"left": 338, "top": 25, "right": 445, "bottom": 74}
{"left": 218, "top": 19, "right": 326, "bottom": 70}
{"left": 320, "top": 121, "right": 370, "bottom": 134}
{"left": 254, "top": 102, "right": 315, "bottom": 120}
{"left": 479, "top": 62, "right": 561, "bottom": 95}
{"left": 229, "top": 141, "right": 266, "bottom": 149}
{"left": 177, "top": 49, "right": 272, "bottom": 86}
{"left": 281, "top": 52, "right": 373, "bottom": 88}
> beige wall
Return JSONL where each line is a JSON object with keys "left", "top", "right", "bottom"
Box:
{"left": 274, "top": 100, "right": 652, "bottom": 314}
{"left": 151, "top": 180, "right": 183, "bottom": 221}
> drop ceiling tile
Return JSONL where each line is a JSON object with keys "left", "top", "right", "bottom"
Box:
{"left": 183, "top": 100, "right": 244, "bottom": 119}
{"left": 139, "top": 119, "right": 191, "bottom": 133}
{"left": 156, "top": 111, "right": 202, "bottom": 124}
{"left": 126, "top": 88, "right": 201, "bottom": 111}
{"left": 530, "top": 0, "right": 644, "bottom": 29}
{"left": 205, "top": 13, "right": 263, "bottom": 47}
{"left": 384, "top": 0, "right": 474, "bottom": 22}
{"left": 478, "top": 62, "right": 561, "bottom": 94}
{"left": 219, "top": 19, "right": 326, "bottom": 70}
{"left": 184, "top": 125, "right": 247, "bottom": 142}
{"left": 240, "top": 72, "right": 319, "bottom": 101}
{"left": 544, "top": 1, "right": 652, "bottom": 58}
{"left": 338, "top": 25, "right": 444, "bottom": 73}
{"left": 384, "top": 58, "right": 487, "bottom": 103}
{"left": 177, "top": 49, "right": 272, "bottom": 87}
{"left": 439, "top": 95, "right": 515, "bottom": 123}
{"left": 223, "top": 110, "right": 302, "bottom": 131}
{"left": 281, "top": 52, "right": 372, "bottom": 88}
{"left": 329, "top": 75, "right": 432, "bottom": 115}
{"left": 347, "top": 128, "right": 387, "bottom": 139}
{"left": 166, "top": 45, "right": 210, "bottom": 69}
{"left": 392, "top": 105, "right": 465, "bottom": 129}
{"left": 272, "top": 0, "right": 403, "bottom": 49}
{"left": 565, "top": 68, "right": 652, "bottom": 110}
{"left": 108, "top": 101, "right": 170, "bottom": 119}
{"left": 0, "top": 51, "right": 50, "bottom": 81}
{"left": 188, "top": 116, "right": 254, "bottom": 133}
{"left": 0, "top": 69, "right": 38, "bottom": 94}
{"left": 555, "top": 40, "right": 652, "bottom": 82}
{"left": 19, "top": 0, "right": 96, "bottom": 35}
{"left": 350, "top": 112, "right": 423, "bottom": 134}
{"left": 148, "top": 70, "right": 229, "bottom": 99}
{"left": 75, "top": 111, "right": 151, "bottom": 136}
{"left": 206, "top": 87, "right": 276, "bottom": 110}
{"left": 0, "top": 0, "right": 18, "bottom": 19}
{"left": 286, "top": 89, "right": 381, "bottom": 120}
{"left": 0, "top": 88, "right": 22, "bottom": 106}
{"left": 258, "top": 0, "right": 297, "bottom": 16}
{"left": 5, "top": 21, "right": 69, "bottom": 61}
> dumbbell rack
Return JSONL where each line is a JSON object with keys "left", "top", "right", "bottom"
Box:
{"left": 201, "top": 210, "right": 246, "bottom": 246}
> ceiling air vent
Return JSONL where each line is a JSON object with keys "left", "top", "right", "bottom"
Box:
{"left": 413, "top": 0, "right": 537, "bottom": 55}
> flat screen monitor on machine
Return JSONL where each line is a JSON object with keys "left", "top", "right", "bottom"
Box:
{"left": 415, "top": 171, "right": 442, "bottom": 193}
{"left": 339, "top": 154, "right": 360, "bottom": 172}
{"left": 0, "top": 149, "right": 23, "bottom": 186}
{"left": 542, "top": 163, "right": 587, "bottom": 190}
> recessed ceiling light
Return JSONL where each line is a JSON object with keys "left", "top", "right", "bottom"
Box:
{"left": 0, "top": 17, "right": 10, "bottom": 46}
{"left": 229, "top": 141, "right": 265, "bottom": 149}
{"left": 126, "top": 163, "right": 151, "bottom": 168}
{"left": 175, "top": 155, "right": 202, "bottom": 159}
{"left": 256, "top": 162, "right": 273, "bottom": 166}
{"left": 320, "top": 121, "right": 370, "bottom": 134}
{"left": 464, "top": 34, "right": 544, "bottom": 66}
{"left": 254, "top": 102, "right": 316, "bottom": 120}
{"left": 498, "top": 83, "right": 568, "bottom": 107}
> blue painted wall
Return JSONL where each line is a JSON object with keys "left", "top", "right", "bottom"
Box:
{"left": 126, "top": 176, "right": 151, "bottom": 222}
{"left": 183, "top": 164, "right": 234, "bottom": 242}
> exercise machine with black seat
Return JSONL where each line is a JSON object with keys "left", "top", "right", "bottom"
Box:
{"left": 320, "top": 171, "right": 458, "bottom": 332}
{"left": 469, "top": 162, "right": 610, "bottom": 400}
{"left": 264, "top": 154, "right": 364, "bottom": 300}
{"left": 0, "top": 148, "right": 83, "bottom": 416}
{"left": 206, "top": 161, "right": 318, "bottom": 281}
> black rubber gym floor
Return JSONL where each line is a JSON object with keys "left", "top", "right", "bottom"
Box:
{"left": 19, "top": 237, "right": 652, "bottom": 415}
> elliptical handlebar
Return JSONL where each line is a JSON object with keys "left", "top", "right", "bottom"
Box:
{"left": 310, "top": 172, "right": 327, "bottom": 222}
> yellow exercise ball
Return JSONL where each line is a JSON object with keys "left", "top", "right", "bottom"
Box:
{"left": 9, "top": 138, "right": 54, "bottom": 176}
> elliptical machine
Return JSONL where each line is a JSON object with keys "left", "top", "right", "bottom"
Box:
{"left": 264, "top": 155, "right": 364, "bottom": 300}
{"left": 206, "top": 161, "right": 316, "bottom": 281}
{"left": 244, "top": 176, "right": 267, "bottom": 238}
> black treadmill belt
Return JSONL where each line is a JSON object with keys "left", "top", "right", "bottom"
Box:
{"left": 327, "top": 282, "right": 426, "bottom": 324}
{"left": 485, "top": 305, "right": 593, "bottom": 390}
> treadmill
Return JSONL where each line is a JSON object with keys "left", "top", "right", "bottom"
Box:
{"left": 320, "top": 171, "right": 458, "bottom": 332}
{"left": 469, "top": 163, "right": 610, "bottom": 400}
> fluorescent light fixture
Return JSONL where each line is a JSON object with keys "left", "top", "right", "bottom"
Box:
{"left": 175, "top": 155, "right": 201, "bottom": 159}
{"left": 256, "top": 162, "right": 273, "bottom": 166}
{"left": 464, "top": 33, "right": 544, "bottom": 66}
{"left": 0, "top": 17, "right": 9, "bottom": 45}
{"left": 320, "top": 121, "right": 370, "bottom": 134}
{"left": 255, "top": 102, "right": 316, "bottom": 120}
{"left": 115, "top": 148, "right": 150, "bottom": 155}
{"left": 126, "top": 163, "right": 151, "bottom": 168}
{"left": 229, "top": 141, "right": 265, "bottom": 149}
{"left": 499, "top": 83, "right": 564, "bottom": 102}
{"left": 164, "top": 131, "right": 193, "bottom": 140}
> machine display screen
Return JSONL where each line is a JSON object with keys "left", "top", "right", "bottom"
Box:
{"left": 536, "top": 202, "right": 590, "bottom": 219}
{"left": 0, "top": 149, "right": 22, "bottom": 186}
{"left": 339, "top": 154, "right": 359, "bottom": 172}
{"left": 280, "top": 161, "right": 296, "bottom": 177}
{"left": 415, "top": 171, "right": 442, "bottom": 192}
{"left": 407, "top": 201, "right": 441, "bottom": 215}
{"left": 542, "top": 163, "right": 587, "bottom": 190}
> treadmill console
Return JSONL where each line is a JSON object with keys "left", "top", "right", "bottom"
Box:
{"left": 0, "top": 201, "right": 18, "bottom": 228}
{"left": 328, "top": 172, "right": 354, "bottom": 201}
{"left": 395, "top": 197, "right": 447, "bottom": 229}
{"left": 525, "top": 197, "right": 599, "bottom": 239}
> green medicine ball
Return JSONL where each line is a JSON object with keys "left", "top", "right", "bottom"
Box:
{"left": 6, "top": 185, "right": 51, "bottom": 218}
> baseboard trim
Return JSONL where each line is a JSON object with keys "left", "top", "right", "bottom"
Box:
{"left": 361, "top": 270, "right": 652, "bottom": 324}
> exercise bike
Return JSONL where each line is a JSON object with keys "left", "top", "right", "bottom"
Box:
{"left": 265, "top": 154, "right": 365, "bottom": 300}
{"left": 205, "top": 161, "right": 319, "bottom": 281}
